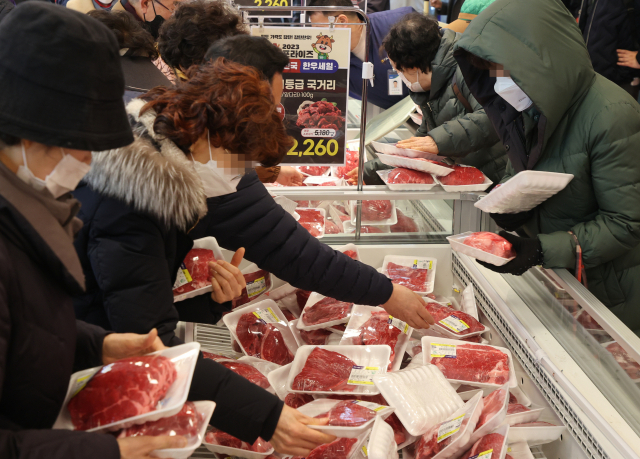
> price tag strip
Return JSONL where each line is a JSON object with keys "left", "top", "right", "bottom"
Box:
{"left": 437, "top": 414, "right": 465, "bottom": 442}
{"left": 246, "top": 276, "right": 268, "bottom": 299}
{"left": 351, "top": 400, "right": 387, "bottom": 412}
{"left": 173, "top": 263, "right": 192, "bottom": 289}
{"left": 439, "top": 315, "right": 470, "bottom": 333}
{"left": 388, "top": 316, "right": 410, "bottom": 334}
{"left": 431, "top": 343, "right": 457, "bottom": 358}
{"left": 412, "top": 259, "right": 433, "bottom": 270}
{"left": 469, "top": 449, "right": 493, "bottom": 459}
{"left": 253, "top": 307, "right": 281, "bottom": 324}
{"left": 348, "top": 366, "right": 381, "bottom": 385}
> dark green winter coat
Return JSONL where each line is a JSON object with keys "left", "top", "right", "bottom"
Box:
{"left": 455, "top": 0, "right": 640, "bottom": 334}
{"left": 364, "top": 28, "right": 507, "bottom": 185}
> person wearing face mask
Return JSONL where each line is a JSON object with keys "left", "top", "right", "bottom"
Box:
{"left": 308, "top": 0, "right": 415, "bottom": 110}
{"left": 454, "top": 0, "right": 640, "bottom": 335}
{"left": 360, "top": 13, "right": 506, "bottom": 185}
{"left": 0, "top": 4, "right": 188, "bottom": 459}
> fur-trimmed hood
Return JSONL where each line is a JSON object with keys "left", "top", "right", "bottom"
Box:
{"left": 83, "top": 99, "right": 207, "bottom": 231}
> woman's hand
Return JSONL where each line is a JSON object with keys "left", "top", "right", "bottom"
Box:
{"left": 209, "top": 248, "right": 246, "bottom": 303}
{"left": 118, "top": 435, "right": 187, "bottom": 459}
{"left": 617, "top": 49, "right": 640, "bottom": 69}
{"left": 476, "top": 231, "right": 543, "bottom": 275}
{"left": 102, "top": 329, "right": 165, "bottom": 365}
{"left": 269, "top": 405, "right": 336, "bottom": 456}
{"left": 346, "top": 167, "right": 358, "bottom": 185}
{"left": 277, "top": 166, "right": 304, "bottom": 186}
{"left": 396, "top": 136, "right": 439, "bottom": 154}
{"left": 382, "top": 284, "right": 435, "bottom": 330}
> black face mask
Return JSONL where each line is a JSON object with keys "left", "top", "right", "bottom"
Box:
{"left": 143, "top": 0, "right": 165, "bottom": 39}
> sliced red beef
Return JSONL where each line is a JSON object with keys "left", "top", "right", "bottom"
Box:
{"left": 361, "top": 200, "right": 393, "bottom": 221}
{"left": 218, "top": 360, "right": 270, "bottom": 389}
{"left": 388, "top": 168, "right": 434, "bottom": 184}
{"left": 507, "top": 403, "right": 530, "bottom": 415}
{"left": 120, "top": 401, "right": 200, "bottom": 438}
{"left": 315, "top": 400, "right": 376, "bottom": 426}
{"left": 300, "top": 328, "right": 332, "bottom": 345}
{"left": 298, "top": 209, "right": 325, "bottom": 237}
{"left": 391, "top": 209, "right": 419, "bottom": 233}
{"left": 352, "top": 310, "right": 402, "bottom": 369}
{"left": 205, "top": 428, "right": 271, "bottom": 452}
{"left": 430, "top": 343, "right": 510, "bottom": 385}
{"left": 173, "top": 248, "right": 216, "bottom": 295}
{"left": 425, "top": 302, "right": 485, "bottom": 336}
{"left": 463, "top": 232, "right": 516, "bottom": 258}
{"left": 386, "top": 262, "right": 430, "bottom": 292}
{"left": 234, "top": 268, "right": 272, "bottom": 308}
{"left": 291, "top": 348, "right": 356, "bottom": 392}
{"left": 236, "top": 313, "right": 294, "bottom": 365}
{"left": 292, "top": 437, "right": 358, "bottom": 459}
{"left": 476, "top": 388, "right": 508, "bottom": 429}
{"left": 325, "top": 220, "right": 340, "bottom": 234}
{"left": 460, "top": 433, "right": 505, "bottom": 459}
{"left": 439, "top": 166, "right": 485, "bottom": 185}
{"left": 285, "top": 393, "right": 314, "bottom": 409}
{"left": 302, "top": 296, "right": 353, "bottom": 326}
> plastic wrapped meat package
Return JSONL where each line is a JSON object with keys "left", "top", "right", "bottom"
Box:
{"left": 285, "top": 392, "right": 314, "bottom": 408}
{"left": 337, "top": 243, "right": 361, "bottom": 261}
{"left": 298, "top": 292, "right": 353, "bottom": 331}
{"left": 460, "top": 425, "right": 509, "bottom": 459}
{"left": 447, "top": 232, "right": 516, "bottom": 267}
{"left": 233, "top": 263, "right": 273, "bottom": 308}
{"left": 423, "top": 337, "right": 516, "bottom": 389}
{"left": 223, "top": 300, "right": 298, "bottom": 366}
{"left": 290, "top": 431, "right": 369, "bottom": 459}
{"left": 172, "top": 248, "right": 216, "bottom": 297}
{"left": 350, "top": 200, "right": 397, "bottom": 225}
{"left": 437, "top": 166, "right": 485, "bottom": 186}
{"left": 297, "top": 165, "right": 330, "bottom": 176}
{"left": 297, "top": 208, "right": 326, "bottom": 238}
{"left": 288, "top": 345, "right": 390, "bottom": 395}
{"left": 366, "top": 415, "right": 399, "bottom": 459}
{"left": 469, "top": 384, "right": 509, "bottom": 444}
{"left": 373, "top": 365, "right": 465, "bottom": 436}
{"left": 202, "top": 354, "right": 273, "bottom": 391}
{"left": 289, "top": 319, "right": 332, "bottom": 347}
{"left": 419, "top": 302, "right": 488, "bottom": 340}
{"left": 382, "top": 256, "right": 437, "bottom": 294}
{"left": 411, "top": 392, "right": 484, "bottom": 459}
{"left": 332, "top": 147, "right": 359, "bottom": 180}
{"left": 204, "top": 427, "right": 274, "bottom": 458}
{"left": 340, "top": 305, "right": 413, "bottom": 371}
{"left": 388, "top": 168, "right": 435, "bottom": 185}
{"left": 505, "top": 403, "right": 545, "bottom": 426}
{"left": 391, "top": 209, "right": 420, "bottom": 233}
{"left": 603, "top": 341, "right": 640, "bottom": 380}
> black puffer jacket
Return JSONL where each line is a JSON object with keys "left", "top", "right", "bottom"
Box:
{"left": 0, "top": 163, "right": 117, "bottom": 459}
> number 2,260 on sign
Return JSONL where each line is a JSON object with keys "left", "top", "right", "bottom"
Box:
{"left": 287, "top": 137, "right": 339, "bottom": 157}
{"left": 253, "top": 0, "right": 288, "bottom": 6}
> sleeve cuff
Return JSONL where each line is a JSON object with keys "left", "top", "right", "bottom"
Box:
{"left": 538, "top": 231, "right": 576, "bottom": 270}
{"left": 259, "top": 400, "right": 284, "bottom": 441}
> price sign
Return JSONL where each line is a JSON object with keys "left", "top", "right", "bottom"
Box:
{"left": 232, "top": 0, "right": 293, "bottom": 18}
{"left": 252, "top": 26, "right": 351, "bottom": 166}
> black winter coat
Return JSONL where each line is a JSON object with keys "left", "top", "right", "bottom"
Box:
{"left": 72, "top": 130, "right": 283, "bottom": 443}
{"left": 0, "top": 164, "right": 118, "bottom": 459}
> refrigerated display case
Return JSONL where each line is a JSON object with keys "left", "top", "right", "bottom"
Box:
{"left": 185, "top": 115, "right": 640, "bottom": 459}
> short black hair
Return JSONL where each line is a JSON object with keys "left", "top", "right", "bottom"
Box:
{"left": 307, "top": 0, "right": 361, "bottom": 20}
{"left": 382, "top": 12, "right": 441, "bottom": 73}
{"left": 87, "top": 10, "right": 158, "bottom": 60}
{"left": 0, "top": 130, "right": 19, "bottom": 148}
{"left": 158, "top": 0, "right": 247, "bottom": 71}
{"left": 204, "top": 35, "right": 289, "bottom": 82}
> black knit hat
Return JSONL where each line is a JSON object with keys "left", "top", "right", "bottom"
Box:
{"left": 0, "top": 2, "right": 133, "bottom": 151}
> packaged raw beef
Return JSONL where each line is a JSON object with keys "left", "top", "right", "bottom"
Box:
{"left": 475, "top": 387, "right": 508, "bottom": 430}
{"left": 438, "top": 166, "right": 485, "bottom": 186}
{"left": 425, "top": 302, "right": 486, "bottom": 337}
{"left": 386, "top": 262, "right": 430, "bottom": 292}
{"left": 297, "top": 208, "right": 325, "bottom": 237}
{"left": 292, "top": 437, "right": 358, "bottom": 459}
{"left": 217, "top": 360, "right": 271, "bottom": 389}
{"left": 234, "top": 266, "right": 272, "bottom": 308}
{"left": 325, "top": 220, "right": 341, "bottom": 234}
{"left": 605, "top": 342, "right": 640, "bottom": 379}
{"left": 201, "top": 351, "right": 228, "bottom": 361}
{"left": 463, "top": 232, "right": 516, "bottom": 258}
{"left": 301, "top": 296, "right": 353, "bottom": 327}
{"left": 205, "top": 427, "right": 272, "bottom": 452}
{"left": 460, "top": 433, "right": 506, "bottom": 459}
{"left": 388, "top": 168, "right": 435, "bottom": 184}
{"left": 386, "top": 412, "right": 408, "bottom": 445}
{"left": 298, "top": 166, "right": 330, "bottom": 176}
{"left": 173, "top": 248, "right": 216, "bottom": 295}
{"left": 508, "top": 404, "right": 531, "bottom": 415}
{"left": 296, "top": 289, "right": 312, "bottom": 310}
{"left": 361, "top": 226, "right": 384, "bottom": 233}
{"left": 509, "top": 393, "right": 518, "bottom": 404}
{"left": 428, "top": 342, "right": 511, "bottom": 386}
{"left": 282, "top": 308, "right": 297, "bottom": 321}
{"left": 291, "top": 348, "right": 357, "bottom": 392}
{"left": 235, "top": 312, "right": 294, "bottom": 365}
{"left": 285, "top": 393, "right": 314, "bottom": 408}
{"left": 334, "top": 148, "right": 359, "bottom": 179}
{"left": 342, "top": 249, "right": 358, "bottom": 260}
{"left": 300, "top": 327, "right": 333, "bottom": 345}
{"left": 360, "top": 200, "right": 393, "bottom": 221}
{"left": 314, "top": 400, "right": 377, "bottom": 426}
{"left": 391, "top": 209, "right": 419, "bottom": 233}
{"left": 120, "top": 401, "right": 201, "bottom": 438}
{"left": 575, "top": 309, "right": 604, "bottom": 330}
{"left": 68, "top": 355, "right": 177, "bottom": 430}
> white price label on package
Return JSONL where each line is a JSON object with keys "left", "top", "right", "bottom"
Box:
{"left": 173, "top": 263, "right": 192, "bottom": 289}
{"left": 252, "top": 307, "right": 280, "bottom": 324}
{"left": 431, "top": 343, "right": 457, "bottom": 358}
{"left": 247, "top": 276, "right": 267, "bottom": 298}
{"left": 439, "top": 315, "right": 470, "bottom": 333}
{"left": 388, "top": 316, "right": 410, "bottom": 334}
{"left": 412, "top": 259, "right": 433, "bottom": 270}
{"left": 352, "top": 400, "right": 387, "bottom": 412}
{"left": 437, "top": 414, "right": 465, "bottom": 442}
{"left": 348, "top": 366, "right": 381, "bottom": 385}
{"left": 469, "top": 449, "right": 493, "bottom": 459}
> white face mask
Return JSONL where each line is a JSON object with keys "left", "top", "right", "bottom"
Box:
{"left": 398, "top": 70, "right": 426, "bottom": 93}
{"left": 191, "top": 131, "right": 242, "bottom": 198}
{"left": 16, "top": 143, "right": 90, "bottom": 198}
{"left": 494, "top": 76, "right": 533, "bottom": 112}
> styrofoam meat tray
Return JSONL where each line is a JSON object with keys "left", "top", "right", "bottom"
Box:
{"left": 340, "top": 305, "right": 413, "bottom": 372}
{"left": 297, "top": 398, "right": 393, "bottom": 438}
{"left": 381, "top": 255, "right": 437, "bottom": 295}
{"left": 460, "top": 284, "right": 479, "bottom": 321}
{"left": 367, "top": 415, "right": 399, "bottom": 459}
{"left": 222, "top": 299, "right": 299, "bottom": 359}
{"left": 303, "top": 176, "right": 347, "bottom": 187}
{"left": 373, "top": 365, "right": 465, "bottom": 436}
{"left": 151, "top": 400, "right": 216, "bottom": 459}
{"left": 503, "top": 404, "right": 545, "bottom": 426}
{"left": 474, "top": 170, "right": 574, "bottom": 214}
{"left": 510, "top": 385, "right": 532, "bottom": 407}
{"left": 469, "top": 383, "right": 510, "bottom": 444}
{"left": 376, "top": 169, "right": 438, "bottom": 191}
{"left": 349, "top": 200, "right": 398, "bottom": 226}
{"left": 430, "top": 392, "right": 484, "bottom": 459}
{"left": 54, "top": 342, "right": 201, "bottom": 432}
{"left": 174, "top": 237, "right": 225, "bottom": 302}
{"left": 296, "top": 166, "right": 331, "bottom": 177}
{"left": 297, "top": 207, "right": 326, "bottom": 239}
{"left": 433, "top": 169, "right": 493, "bottom": 192}
{"left": 267, "top": 363, "right": 292, "bottom": 401}
{"left": 422, "top": 337, "right": 518, "bottom": 389}
{"left": 376, "top": 152, "right": 454, "bottom": 176}
{"left": 298, "top": 292, "right": 353, "bottom": 331}
{"left": 506, "top": 441, "right": 535, "bottom": 459}
{"left": 507, "top": 423, "right": 565, "bottom": 446}
{"left": 447, "top": 232, "right": 515, "bottom": 267}
{"left": 371, "top": 141, "right": 443, "bottom": 162}
{"left": 287, "top": 345, "right": 391, "bottom": 396}
{"left": 337, "top": 243, "right": 361, "bottom": 261}
{"left": 470, "top": 424, "right": 510, "bottom": 459}
{"left": 203, "top": 434, "right": 274, "bottom": 459}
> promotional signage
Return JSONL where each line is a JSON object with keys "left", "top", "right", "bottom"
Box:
{"left": 231, "top": 0, "right": 293, "bottom": 18}
{"left": 252, "top": 26, "right": 351, "bottom": 166}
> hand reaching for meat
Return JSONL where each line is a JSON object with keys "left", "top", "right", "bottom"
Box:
{"left": 346, "top": 168, "right": 358, "bottom": 185}
{"left": 102, "top": 328, "right": 165, "bottom": 365}
{"left": 396, "top": 136, "right": 439, "bottom": 154}
{"left": 277, "top": 166, "right": 305, "bottom": 186}
{"left": 270, "top": 405, "right": 336, "bottom": 456}
{"left": 381, "top": 284, "right": 435, "bottom": 330}
{"left": 209, "top": 247, "right": 246, "bottom": 303}
{"left": 118, "top": 435, "right": 187, "bottom": 459}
